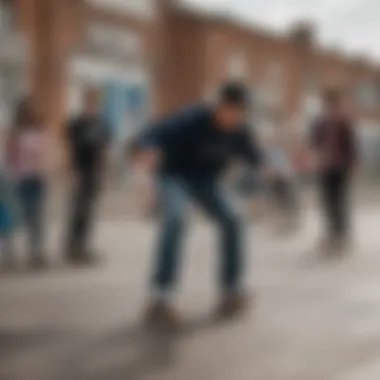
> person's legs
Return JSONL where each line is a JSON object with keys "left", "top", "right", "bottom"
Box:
{"left": 0, "top": 175, "right": 17, "bottom": 266}
{"left": 78, "top": 179, "right": 98, "bottom": 255}
{"left": 189, "top": 180, "right": 247, "bottom": 317}
{"left": 24, "top": 178, "right": 46, "bottom": 258}
{"left": 333, "top": 171, "right": 350, "bottom": 242}
{"left": 66, "top": 172, "right": 98, "bottom": 260}
{"left": 328, "top": 173, "right": 341, "bottom": 239}
{"left": 29, "top": 179, "right": 46, "bottom": 257}
{"left": 66, "top": 176, "right": 85, "bottom": 257}
{"left": 0, "top": 202, "right": 15, "bottom": 264}
{"left": 319, "top": 170, "right": 351, "bottom": 254}
{"left": 0, "top": 227, "right": 15, "bottom": 268}
{"left": 145, "top": 176, "right": 188, "bottom": 327}
{"left": 18, "top": 177, "right": 47, "bottom": 266}
{"left": 319, "top": 171, "right": 336, "bottom": 242}
{"left": 189, "top": 181, "right": 243, "bottom": 294}
{"left": 152, "top": 176, "right": 188, "bottom": 298}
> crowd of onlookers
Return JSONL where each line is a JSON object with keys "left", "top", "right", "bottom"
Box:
{"left": 0, "top": 88, "right": 110, "bottom": 270}
{"left": 0, "top": 83, "right": 357, "bottom": 277}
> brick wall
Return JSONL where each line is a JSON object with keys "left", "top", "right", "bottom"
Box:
{"left": 13, "top": 0, "right": 380, "bottom": 130}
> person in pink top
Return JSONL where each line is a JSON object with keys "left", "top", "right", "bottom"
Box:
{"left": 6, "top": 99, "right": 49, "bottom": 268}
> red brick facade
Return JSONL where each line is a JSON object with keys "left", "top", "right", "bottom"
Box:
{"left": 11, "top": 0, "right": 380, "bottom": 132}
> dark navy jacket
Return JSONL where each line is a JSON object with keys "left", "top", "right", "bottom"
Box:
{"left": 135, "top": 104, "right": 262, "bottom": 180}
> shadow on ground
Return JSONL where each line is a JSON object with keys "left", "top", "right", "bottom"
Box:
{"left": 61, "top": 314, "right": 233, "bottom": 380}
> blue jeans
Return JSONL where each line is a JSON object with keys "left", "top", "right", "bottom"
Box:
{"left": 153, "top": 175, "right": 243, "bottom": 293}
{"left": 17, "top": 177, "right": 46, "bottom": 256}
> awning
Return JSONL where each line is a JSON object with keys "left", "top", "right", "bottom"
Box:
{"left": 69, "top": 53, "right": 149, "bottom": 84}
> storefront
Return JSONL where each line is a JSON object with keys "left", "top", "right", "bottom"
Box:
{"left": 68, "top": 21, "right": 151, "bottom": 137}
{"left": 68, "top": 19, "right": 151, "bottom": 181}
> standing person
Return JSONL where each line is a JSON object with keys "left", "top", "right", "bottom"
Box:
{"left": 6, "top": 99, "right": 49, "bottom": 268}
{"left": 65, "top": 88, "right": 112, "bottom": 265}
{"left": 311, "top": 89, "right": 357, "bottom": 254}
{"left": 132, "top": 82, "right": 263, "bottom": 327}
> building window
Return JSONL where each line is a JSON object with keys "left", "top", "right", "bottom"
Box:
{"left": 203, "top": 86, "right": 216, "bottom": 102}
{"left": 302, "top": 71, "right": 320, "bottom": 93}
{"left": 356, "top": 82, "right": 378, "bottom": 109}
{"left": 86, "top": 0, "right": 154, "bottom": 19}
{"left": 226, "top": 52, "right": 247, "bottom": 79}
{"left": 358, "top": 121, "right": 380, "bottom": 175}
{"left": 0, "top": 1, "right": 15, "bottom": 31}
{"left": 265, "top": 62, "right": 283, "bottom": 107}
{"left": 267, "top": 62, "right": 282, "bottom": 88}
{"left": 85, "top": 23, "right": 142, "bottom": 58}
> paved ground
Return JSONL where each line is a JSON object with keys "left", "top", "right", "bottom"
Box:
{"left": 2, "top": 202, "right": 380, "bottom": 380}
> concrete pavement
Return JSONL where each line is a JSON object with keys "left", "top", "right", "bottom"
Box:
{"left": 2, "top": 205, "right": 380, "bottom": 380}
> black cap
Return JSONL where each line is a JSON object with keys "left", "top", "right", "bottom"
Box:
{"left": 218, "top": 81, "right": 250, "bottom": 108}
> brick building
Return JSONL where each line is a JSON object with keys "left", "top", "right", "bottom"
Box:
{"left": 159, "top": 3, "right": 380, "bottom": 141}
{"left": 2, "top": 0, "right": 380, "bottom": 163}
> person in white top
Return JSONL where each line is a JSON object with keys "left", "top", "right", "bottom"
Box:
{"left": 6, "top": 99, "right": 49, "bottom": 268}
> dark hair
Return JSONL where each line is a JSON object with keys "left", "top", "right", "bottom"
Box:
{"left": 323, "top": 88, "right": 343, "bottom": 106}
{"left": 218, "top": 81, "right": 250, "bottom": 108}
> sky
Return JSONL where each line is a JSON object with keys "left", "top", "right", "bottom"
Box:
{"left": 182, "top": 0, "right": 380, "bottom": 60}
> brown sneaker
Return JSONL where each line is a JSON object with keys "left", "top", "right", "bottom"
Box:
{"left": 215, "top": 292, "right": 250, "bottom": 320}
{"left": 143, "top": 301, "right": 183, "bottom": 330}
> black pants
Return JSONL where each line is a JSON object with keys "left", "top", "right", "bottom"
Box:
{"left": 320, "top": 169, "right": 350, "bottom": 239}
{"left": 67, "top": 170, "right": 99, "bottom": 256}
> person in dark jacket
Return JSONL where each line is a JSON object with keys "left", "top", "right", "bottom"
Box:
{"left": 132, "top": 82, "right": 263, "bottom": 327}
{"left": 311, "top": 88, "right": 357, "bottom": 255}
{"left": 65, "top": 88, "right": 112, "bottom": 265}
